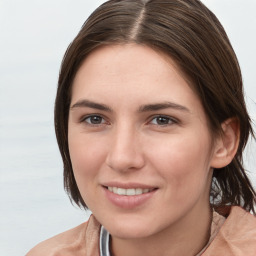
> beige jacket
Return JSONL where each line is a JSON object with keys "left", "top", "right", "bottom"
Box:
{"left": 27, "top": 206, "right": 256, "bottom": 256}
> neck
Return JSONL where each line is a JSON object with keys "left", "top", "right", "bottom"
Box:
{"left": 110, "top": 204, "right": 212, "bottom": 256}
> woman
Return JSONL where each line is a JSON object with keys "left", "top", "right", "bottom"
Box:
{"left": 27, "top": 0, "right": 256, "bottom": 255}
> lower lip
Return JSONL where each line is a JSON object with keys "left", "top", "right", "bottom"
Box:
{"left": 103, "top": 187, "right": 157, "bottom": 209}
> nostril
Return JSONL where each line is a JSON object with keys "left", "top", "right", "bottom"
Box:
{"left": 106, "top": 152, "right": 145, "bottom": 172}
{"left": 105, "top": 132, "right": 145, "bottom": 172}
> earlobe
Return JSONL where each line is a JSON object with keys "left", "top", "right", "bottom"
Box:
{"left": 211, "top": 118, "right": 240, "bottom": 169}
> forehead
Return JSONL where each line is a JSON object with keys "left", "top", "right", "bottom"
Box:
{"left": 72, "top": 44, "right": 192, "bottom": 98}
{"left": 71, "top": 44, "right": 202, "bottom": 110}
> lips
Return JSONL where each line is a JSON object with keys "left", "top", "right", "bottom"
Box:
{"left": 103, "top": 183, "right": 157, "bottom": 209}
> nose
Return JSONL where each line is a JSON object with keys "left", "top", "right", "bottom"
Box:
{"left": 106, "top": 126, "right": 145, "bottom": 173}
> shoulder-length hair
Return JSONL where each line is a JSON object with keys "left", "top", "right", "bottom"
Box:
{"left": 55, "top": 0, "right": 256, "bottom": 212}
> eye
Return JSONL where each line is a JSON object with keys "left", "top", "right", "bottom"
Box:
{"left": 150, "top": 115, "right": 176, "bottom": 126}
{"left": 82, "top": 115, "right": 107, "bottom": 125}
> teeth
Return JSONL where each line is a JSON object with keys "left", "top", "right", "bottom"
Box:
{"left": 136, "top": 188, "right": 142, "bottom": 195}
{"left": 108, "top": 187, "right": 152, "bottom": 196}
{"left": 117, "top": 188, "right": 126, "bottom": 195}
{"left": 127, "top": 188, "right": 135, "bottom": 196}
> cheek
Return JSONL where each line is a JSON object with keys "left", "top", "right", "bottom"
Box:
{"left": 149, "top": 134, "right": 213, "bottom": 195}
{"left": 68, "top": 139, "right": 106, "bottom": 209}
{"left": 68, "top": 134, "right": 107, "bottom": 192}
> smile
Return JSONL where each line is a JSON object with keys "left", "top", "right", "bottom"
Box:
{"left": 107, "top": 187, "right": 154, "bottom": 196}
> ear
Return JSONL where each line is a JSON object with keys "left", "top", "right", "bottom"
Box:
{"left": 210, "top": 118, "right": 240, "bottom": 169}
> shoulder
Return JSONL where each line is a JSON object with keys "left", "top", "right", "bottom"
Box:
{"left": 26, "top": 215, "right": 101, "bottom": 256}
{"left": 204, "top": 206, "right": 256, "bottom": 256}
{"left": 226, "top": 205, "right": 256, "bottom": 222}
{"left": 26, "top": 222, "right": 87, "bottom": 256}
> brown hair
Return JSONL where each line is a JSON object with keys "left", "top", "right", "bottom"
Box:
{"left": 55, "top": 0, "right": 256, "bottom": 212}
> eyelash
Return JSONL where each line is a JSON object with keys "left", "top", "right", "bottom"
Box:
{"left": 80, "top": 114, "right": 108, "bottom": 126}
{"left": 148, "top": 115, "right": 178, "bottom": 126}
{"left": 80, "top": 114, "right": 178, "bottom": 128}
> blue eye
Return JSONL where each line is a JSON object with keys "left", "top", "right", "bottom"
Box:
{"left": 150, "top": 116, "right": 175, "bottom": 125}
{"left": 83, "top": 115, "right": 106, "bottom": 125}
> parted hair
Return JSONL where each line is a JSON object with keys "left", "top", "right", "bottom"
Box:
{"left": 55, "top": 0, "right": 256, "bottom": 212}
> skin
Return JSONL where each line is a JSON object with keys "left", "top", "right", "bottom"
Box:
{"left": 68, "top": 44, "right": 232, "bottom": 256}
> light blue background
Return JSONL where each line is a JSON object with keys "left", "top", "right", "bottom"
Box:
{"left": 0, "top": 1, "right": 255, "bottom": 255}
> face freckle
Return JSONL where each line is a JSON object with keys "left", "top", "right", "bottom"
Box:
{"left": 68, "top": 44, "right": 217, "bottom": 241}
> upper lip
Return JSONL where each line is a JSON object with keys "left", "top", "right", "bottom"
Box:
{"left": 102, "top": 182, "right": 157, "bottom": 190}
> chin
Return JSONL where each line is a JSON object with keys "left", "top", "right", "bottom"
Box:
{"left": 102, "top": 216, "right": 161, "bottom": 240}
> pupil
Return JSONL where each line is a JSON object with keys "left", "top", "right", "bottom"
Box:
{"left": 157, "top": 117, "right": 168, "bottom": 125}
{"left": 91, "top": 116, "right": 102, "bottom": 124}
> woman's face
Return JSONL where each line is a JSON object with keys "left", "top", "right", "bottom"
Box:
{"left": 68, "top": 44, "right": 217, "bottom": 239}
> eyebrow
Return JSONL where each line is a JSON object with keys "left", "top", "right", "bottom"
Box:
{"left": 70, "top": 99, "right": 112, "bottom": 112}
{"left": 70, "top": 99, "right": 189, "bottom": 113}
{"left": 138, "top": 102, "right": 190, "bottom": 113}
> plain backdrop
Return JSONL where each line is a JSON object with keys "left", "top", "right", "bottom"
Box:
{"left": 0, "top": 1, "right": 255, "bottom": 255}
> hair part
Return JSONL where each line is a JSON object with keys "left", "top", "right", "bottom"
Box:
{"left": 55, "top": 0, "right": 256, "bottom": 212}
